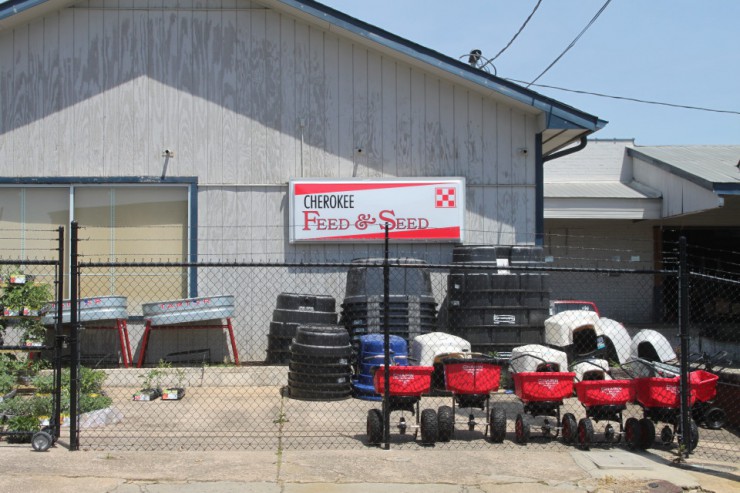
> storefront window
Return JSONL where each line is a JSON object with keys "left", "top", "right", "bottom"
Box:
{"left": 0, "top": 186, "right": 69, "bottom": 279}
{"left": 75, "top": 186, "right": 189, "bottom": 303}
{"left": 0, "top": 184, "right": 190, "bottom": 304}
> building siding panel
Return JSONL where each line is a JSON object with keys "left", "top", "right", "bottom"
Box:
{"left": 545, "top": 219, "right": 656, "bottom": 323}
{"left": 2, "top": 0, "right": 537, "bottom": 258}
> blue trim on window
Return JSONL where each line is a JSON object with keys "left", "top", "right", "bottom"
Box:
{"left": 0, "top": 176, "right": 198, "bottom": 185}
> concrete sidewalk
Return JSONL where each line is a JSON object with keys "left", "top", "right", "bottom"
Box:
{"left": 1, "top": 443, "right": 738, "bottom": 493}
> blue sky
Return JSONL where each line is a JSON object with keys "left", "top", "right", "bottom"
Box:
{"left": 320, "top": 0, "right": 740, "bottom": 146}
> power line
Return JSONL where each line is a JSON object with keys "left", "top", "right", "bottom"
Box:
{"left": 527, "top": 0, "right": 612, "bottom": 87}
{"left": 506, "top": 78, "right": 740, "bottom": 115}
{"left": 487, "top": 0, "right": 543, "bottom": 63}
{"left": 462, "top": 0, "right": 544, "bottom": 74}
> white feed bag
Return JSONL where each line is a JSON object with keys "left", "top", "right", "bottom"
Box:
{"left": 510, "top": 344, "right": 569, "bottom": 374}
{"left": 630, "top": 329, "right": 677, "bottom": 363}
{"left": 410, "top": 332, "right": 471, "bottom": 366}
{"left": 595, "top": 317, "right": 632, "bottom": 365}
{"left": 544, "top": 310, "right": 600, "bottom": 348}
{"left": 571, "top": 358, "right": 613, "bottom": 382}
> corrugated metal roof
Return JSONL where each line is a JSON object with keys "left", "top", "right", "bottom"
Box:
{"left": 545, "top": 181, "right": 661, "bottom": 199}
{"left": 629, "top": 146, "right": 740, "bottom": 189}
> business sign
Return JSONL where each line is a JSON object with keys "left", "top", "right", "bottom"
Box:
{"left": 289, "top": 178, "right": 465, "bottom": 243}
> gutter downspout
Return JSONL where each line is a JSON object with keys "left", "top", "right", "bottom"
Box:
{"left": 536, "top": 134, "right": 589, "bottom": 246}
{"left": 543, "top": 135, "right": 588, "bottom": 163}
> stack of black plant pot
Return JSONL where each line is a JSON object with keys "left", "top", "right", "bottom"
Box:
{"left": 441, "top": 245, "right": 550, "bottom": 354}
{"left": 287, "top": 325, "right": 353, "bottom": 401}
{"left": 266, "top": 292, "right": 337, "bottom": 364}
{"left": 340, "top": 258, "right": 437, "bottom": 349}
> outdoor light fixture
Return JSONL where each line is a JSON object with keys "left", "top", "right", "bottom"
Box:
{"left": 468, "top": 49, "right": 482, "bottom": 67}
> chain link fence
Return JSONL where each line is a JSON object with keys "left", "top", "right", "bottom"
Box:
{"left": 67, "top": 249, "right": 737, "bottom": 463}
{"left": 1, "top": 227, "right": 737, "bottom": 464}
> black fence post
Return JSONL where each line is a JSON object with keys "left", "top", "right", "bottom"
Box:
{"left": 52, "top": 226, "right": 64, "bottom": 441}
{"left": 69, "top": 221, "right": 80, "bottom": 451}
{"left": 678, "top": 236, "right": 691, "bottom": 458}
{"left": 382, "top": 223, "right": 391, "bottom": 450}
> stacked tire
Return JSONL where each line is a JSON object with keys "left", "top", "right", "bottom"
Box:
{"left": 288, "top": 325, "right": 353, "bottom": 401}
{"left": 441, "top": 245, "right": 549, "bottom": 354}
{"left": 267, "top": 293, "right": 337, "bottom": 364}
{"left": 340, "top": 258, "right": 437, "bottom": 345}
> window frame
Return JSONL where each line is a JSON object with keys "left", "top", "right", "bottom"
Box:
{"left": 0, "top": 177, "right": 199, "bottom": 297}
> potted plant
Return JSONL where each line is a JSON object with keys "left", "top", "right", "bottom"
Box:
{"left": 160, "top": 362, "right": 186, "bottom": 401}
{"left": 19, "top": 318, "right": 47, "bottom": 347}
{"left": 133, "top": 366, "right": 163, "bottom": 401}
{"left": 0, "top": 270, "right": 52, "bottom": 347}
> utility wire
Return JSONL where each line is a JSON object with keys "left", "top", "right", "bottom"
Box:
{"left": 506, "top": 78, "right": 740, "bottom": 115}
{"left": 488, "top": 0, "right": 543, "bottom": 63}
{"left": 527, "top": 0, "right": 612, "bottom": 87}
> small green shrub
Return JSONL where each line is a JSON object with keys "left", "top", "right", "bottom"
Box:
{"left": 33, "top": 366, "right": 107, "bottom": 395}
{"left": 0, "top": 373, "right": 15, "bottom": 394}
{"left": 0, "top": 354, "right": 26, "bottom": 376}
{"left": 32, "top": 373, "right": 55, "bottom": 394}
{"left": 79, "top": 366, "right": 107, "bottom": 394}
{"left": 0, "top": 395, "right": 37, "bottom": 416}
{"left": 28, "top": 394, "right": 55, "bottom": 417}
{"left": 79, "top": 393, "right": 113, "bottom": 414}
{"left": 4, "top": 415, "right": 40, "bottom": 443}
{"left": 0, "top": 366, "right": 109, "bottom": 419}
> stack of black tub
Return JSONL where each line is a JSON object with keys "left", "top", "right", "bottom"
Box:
{"left": 266, "top": 293, "right": 337, "bottom": 364}
{"left": 442, "top": 245, "right": 550, "bottom": 354}
{"left": 288, "top": 325, "right": 353, "bottom": 401}
{"left": 340, "top": 258, "right": 437, "bottom": 347}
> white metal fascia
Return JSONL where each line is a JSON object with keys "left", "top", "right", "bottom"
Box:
{"left": 544, "top": 197, "right": 662, "bottom": 220}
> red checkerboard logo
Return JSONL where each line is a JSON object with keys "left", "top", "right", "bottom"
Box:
{"left": 435, "top": 187, "right": 456, "bottom": 208}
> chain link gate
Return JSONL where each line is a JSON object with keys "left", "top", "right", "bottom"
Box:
{"left": 55, "top": 224, "right": 738, "bottom": 463}
{"left": 0, "top": 227, "right": 65, "bottom": 452}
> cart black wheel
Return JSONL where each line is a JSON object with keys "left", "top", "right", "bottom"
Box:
{"left": 31, "top": 431, "right": 53, "bottom": 452}
{"left": 489, "top": 407, "right": 507, "bottom": 443}
{"left": 638, "top": 418, "right": 654, "bottom": 450}
{"left": 366, "top": 409, "right": 383, "bottom": 446}
{"left": 420, "top": 408, "right": 438, "bottom": 445}
{"left": 515, "top": 413, "right": 530, "bottom": 445}
{"left": 561, "top": 413, "right": 577, "bottom": 445}
{"left": 577, "top": 418, "right": 594, "bottom": 450}
{"left": 437, "top": 405, "right": 454, "bottom": 442}
{"left": 660, "top": 425, "right": 674, "bottom": 444}
{"left": 625, "top": 417, "right": 641, "bottom": 449}
{"left": 676, "top": 418, "right": 699, "bottom": 452}
{"left": 704, "top": 407, "right": 725, "bottom": 430}
{"left": 689, "top": 419, "right": 699, "bottom": 451}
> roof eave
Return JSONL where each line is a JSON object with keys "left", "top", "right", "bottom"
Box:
{"left": 628, "top": 148, "right": 715, "bottom": 192}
